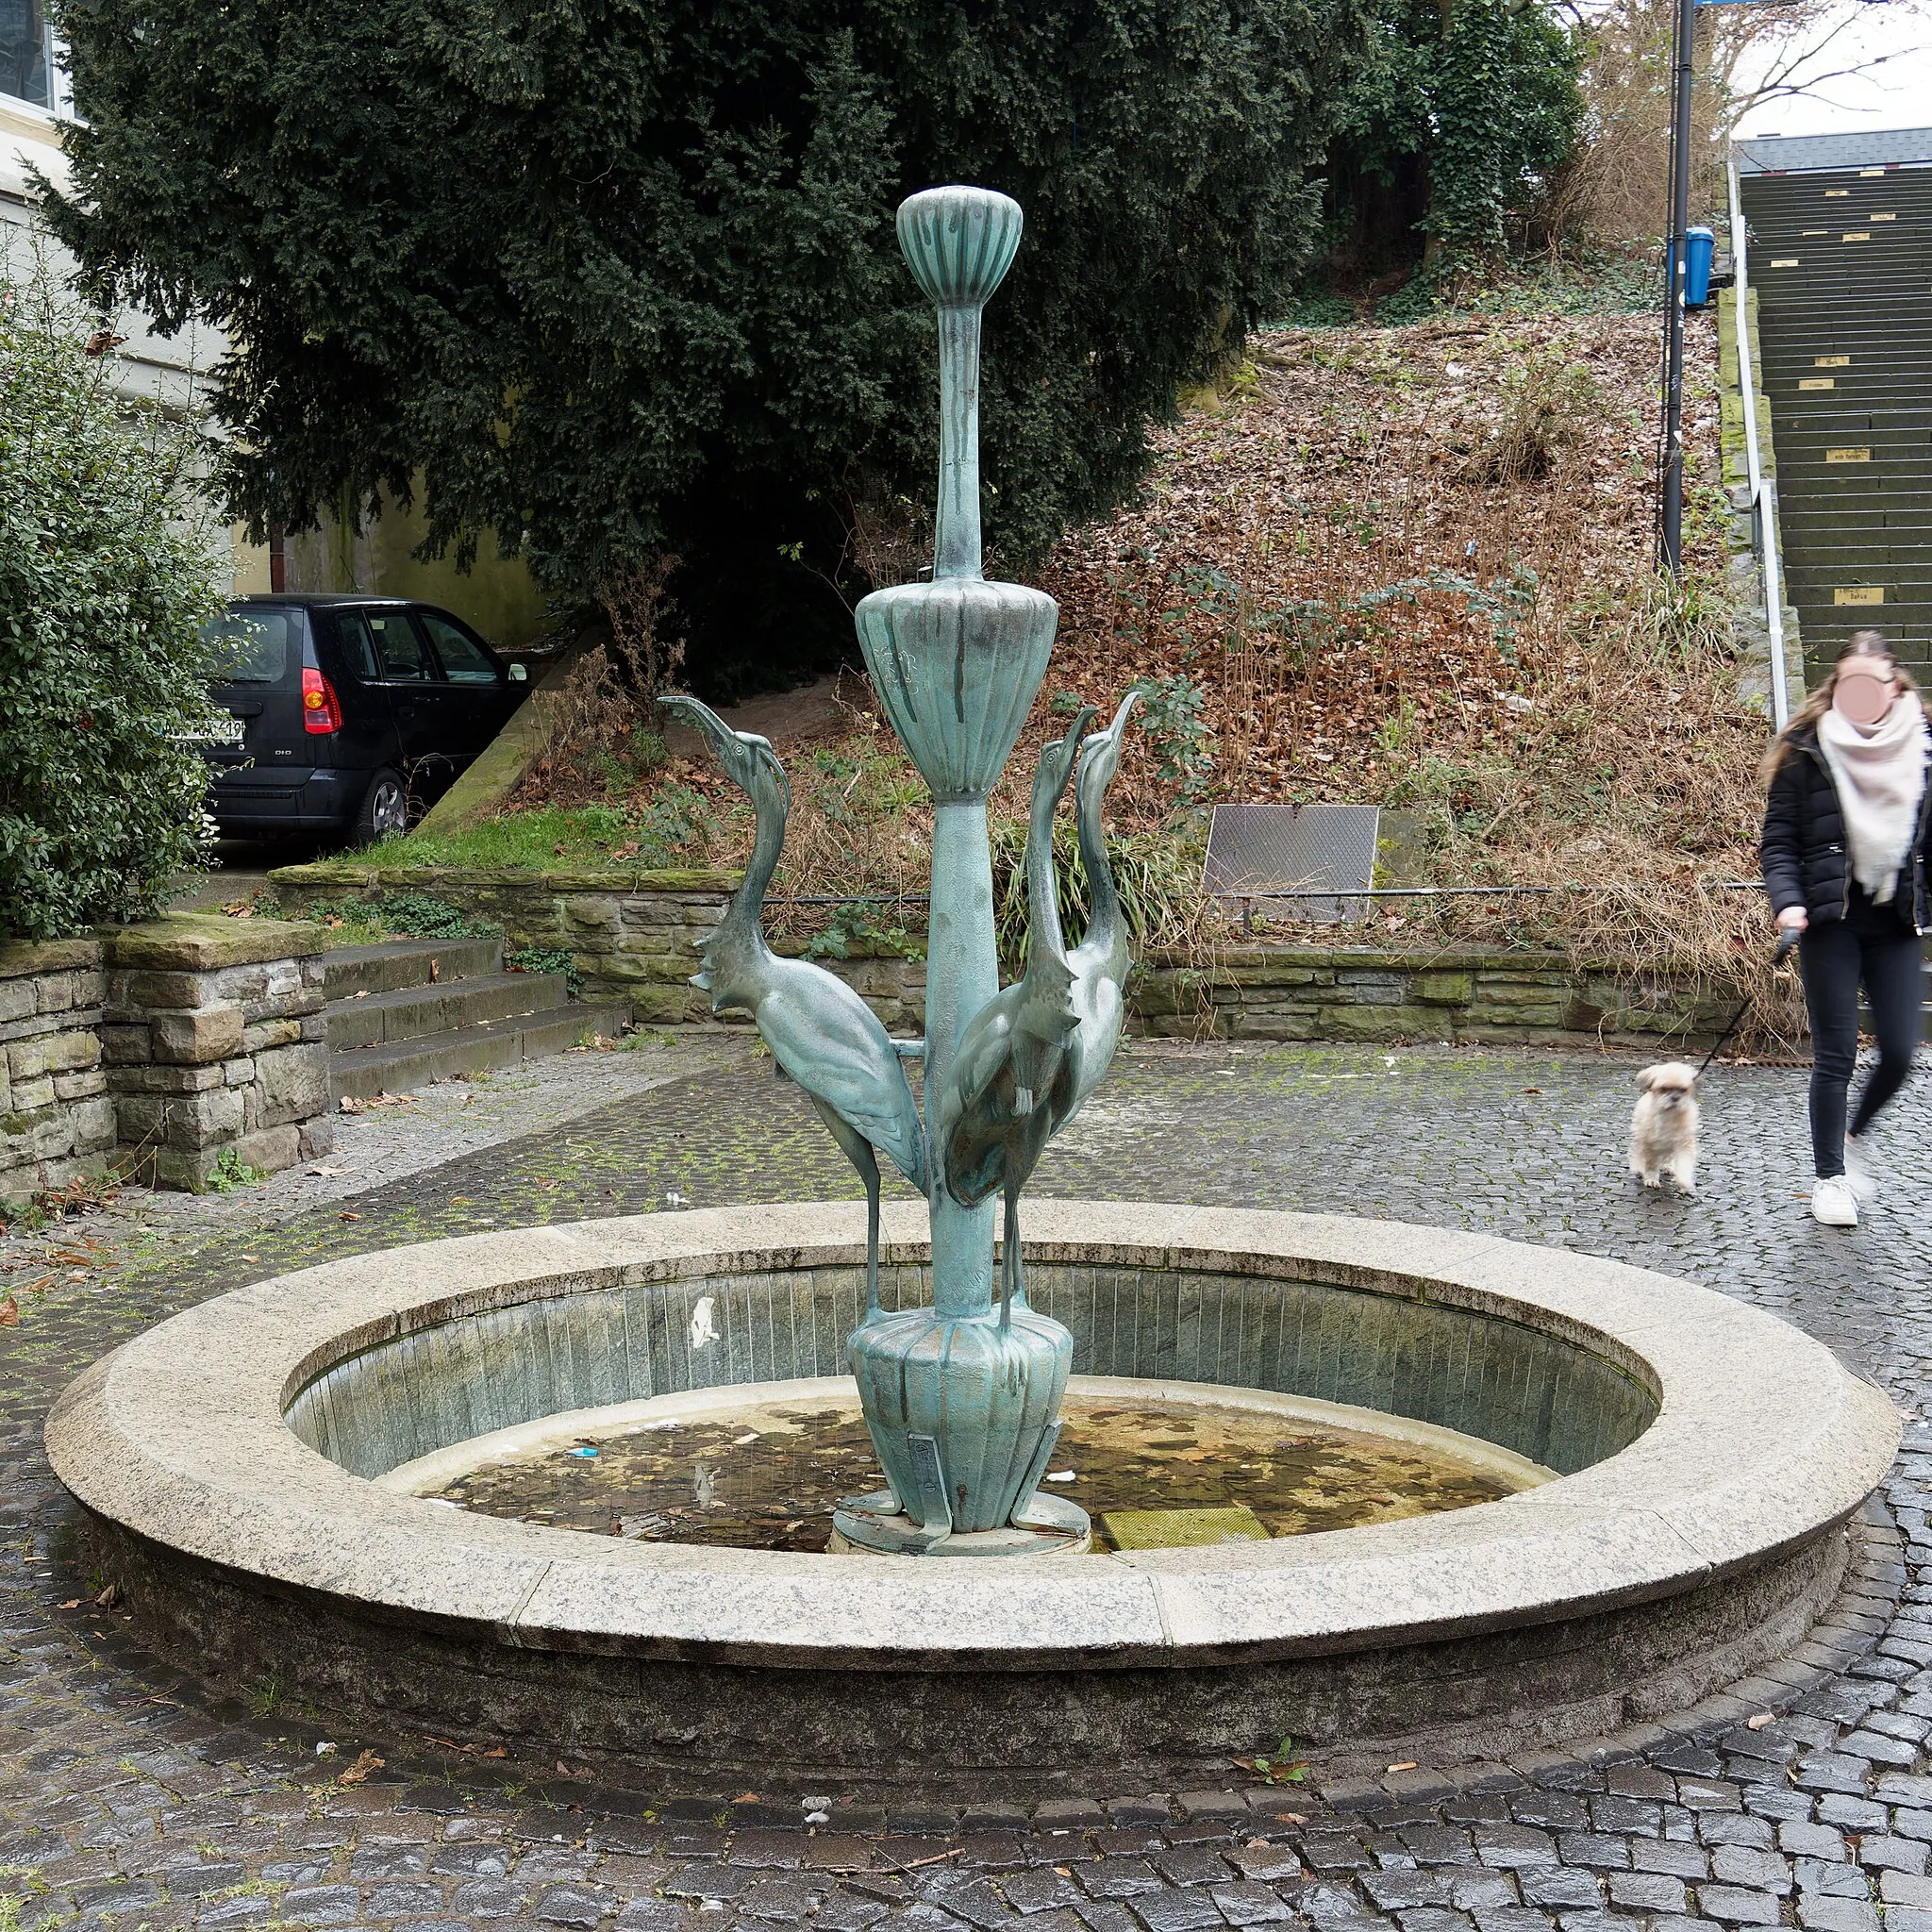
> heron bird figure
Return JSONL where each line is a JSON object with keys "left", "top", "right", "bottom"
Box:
{"left": 659, "top": 694, "right": 926, "bottom": 1320}
{"left": 935, "top": 706, "right": 1095, "bottom": 1325}
{"left": 1059, "top": 691, "right": 1139, "bottom": 1128}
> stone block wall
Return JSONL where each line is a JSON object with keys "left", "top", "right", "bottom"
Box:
{"left": 0, "top": 916, "right": 336, "bottom": 1202}
{"left": 1133, "top": 945, "right": 1736, "bottom": 1048}
{"left": 0, "top": 939, "right": 115, "bottom": 1201}
{"left": 270, "top": 863, "right": 1735, "bottom": 1053}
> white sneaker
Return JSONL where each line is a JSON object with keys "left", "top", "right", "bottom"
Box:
{"left": 1811, "top": 1174, "right": 1860, "bottom": 1227}
{"left": 1844, "top": 1139, "right": 1879, "bottom": 1207}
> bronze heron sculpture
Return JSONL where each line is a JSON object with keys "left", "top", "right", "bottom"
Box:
{"left": 1060, "top": 691, "right": 1140, "bottom": 1127}
{"left": 934, "top": 706, "right": 1095, "bottom": 1325}
{"left": 659, "top": 694, "right": 926, "bottom": 1319}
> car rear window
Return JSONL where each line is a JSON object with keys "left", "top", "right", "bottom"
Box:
{"left": 202, "top": 609, "right": 292, "bottom": 685}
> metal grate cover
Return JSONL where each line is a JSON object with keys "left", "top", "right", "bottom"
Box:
{"left": 1202, "top": 804, "right": 1381, "bottom": 924}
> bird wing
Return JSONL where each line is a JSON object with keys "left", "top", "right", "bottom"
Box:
{"left": 758, "top": 960, "right": 927, "bottom": 1191}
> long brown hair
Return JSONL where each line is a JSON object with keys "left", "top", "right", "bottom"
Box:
{"left": 1760, "top": 630, "right": 1930, "bottom": 784}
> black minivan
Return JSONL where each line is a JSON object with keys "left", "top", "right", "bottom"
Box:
{"left": 198, "top": 594, "right": 532, "bottom": 841}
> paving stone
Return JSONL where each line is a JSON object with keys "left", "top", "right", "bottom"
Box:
{"left": 277, "top": 1888, "right": 362, "bottom": 1925}
{"left": 1603, "top": 1872, "right": 1687, "bottom": 1913}
{"left": 1003, "top": 1872, "right": 1088, "bottom": 1917}
{"left": 1126, "top": 1890, "right": 1226, "bottom": 1932}
{"left": 366, "top": 1882, "right": 451, "bottom": 1918}
{"left": 1856, "top": 1834, "right": 1927, "bottom": 1874}
{"left": 1627, "top": 1840, "right": 1706, "bottom": 1879}
{"left": 1694, "top": 1885, "right": 1782, "bottom": 1924}
{"left": 734, "top": 1876, "right": 825, "bottom": 1924}
{"left": 1517, "top": 1872, "right": 1602, "bottom": 1911}
{"left": 1362, "top": 1873, "right": 1452, "bottom": 1910}
{"left": 451, "top": 1882, "right": 530, "bottom": 1918}
{"left": 1391, "top": 1912, "right": 1470, "bottom": 1932}
{"left": 194, "top": 1899, "right": 272, "bottom": 1928}
{"left": 1444, "top": 1876, "right": 1516, "bottom": 1912}
{"left": 1698, "top": 1814, "right": 1775, "bottom": 1851}
{"left": 1707, "top": 1845, "right": 1790, "bottom": 1892}
{"left": 1473, "top": 1830, "right": 1556, "bottom": 1874}
{"left": 1817, "top": 1796, "right": 1888, "bottom": 1832}
{"left": 1074, "top": 1905, "right": 1141, "bottom": 1932}
{"left": 1796, "top": 1899, "right": 1881, "bottom": 1932}
{"left": 929, "top": 1878, "right": 1014, "bottom": 1930}
{"left": 814, "top": 1896, "right": 891, "bottom": 1932}
{"left": 1077, "top": 1863, "right": 1165, "bottom": 1901}
{"left": 1552, "top": 1838, "right": 1626, "bottom": 1872}
{"left": 1220, "top": 1848, "right": 1301, "bottom": 1884}
{"left": 1155, "top": 1854, "right": 1235, "bottom": 1889}
{"left": 1205, "top": 1885, "right": 1291, "bottom": 1925}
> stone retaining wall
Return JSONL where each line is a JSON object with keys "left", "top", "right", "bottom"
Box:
{"left": 270, "top": 864, "right": 1733, "bottom": 1051}
{"left": 0, "top": 938, "right": 115, "bottom": 1203}
{"left": 0, "top": 915, "right": 335, "bottom": 1201}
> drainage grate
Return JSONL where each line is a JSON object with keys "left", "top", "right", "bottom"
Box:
{"left": 1202, "top": 804, "right": 1382, "bottom": 924}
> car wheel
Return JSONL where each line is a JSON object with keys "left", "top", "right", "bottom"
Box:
{"left": 354, "top": 770, "right": 408, "bottom": 844}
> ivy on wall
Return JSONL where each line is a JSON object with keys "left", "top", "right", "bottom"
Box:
{"left": 1323, "top": 0, "right": 1584, "bottom": 275}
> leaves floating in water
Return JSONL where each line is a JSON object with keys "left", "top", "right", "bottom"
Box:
{"left": 431, "top": 1397, "right": 1533, "bottom": 1554}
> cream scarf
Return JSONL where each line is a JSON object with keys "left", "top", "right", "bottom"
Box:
{"left": 1818, "top": 698, "right": 1932, "bottom": 904}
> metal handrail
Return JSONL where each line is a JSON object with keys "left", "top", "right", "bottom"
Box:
{"left": 1729, "top": 159, "right": 1790, "bottom": 729}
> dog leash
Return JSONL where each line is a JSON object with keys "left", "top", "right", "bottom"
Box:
{"left": 1692, "top": 927, "right": 1801, "bottom": 1078}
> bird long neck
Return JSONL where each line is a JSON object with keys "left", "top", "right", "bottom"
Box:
{"left": 1025, "top": 767, "right": 1069, "bottom": 970}
{"left": 715, "top": 771, "right": 785, "bottom": 976}
{"left": 1074, "top": 772, "right": 1124, "bottom": 967}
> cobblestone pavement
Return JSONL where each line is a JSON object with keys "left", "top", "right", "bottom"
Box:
{"left": 6, "top": 1039, "right": 1932, "bottom": 1932}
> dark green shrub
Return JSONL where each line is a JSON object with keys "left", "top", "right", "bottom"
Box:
{"left": 44, "top": 0, "right": 1370, "bottom": 691}
{"left": 0, "top": 250, "right": 225, "bottom": 940}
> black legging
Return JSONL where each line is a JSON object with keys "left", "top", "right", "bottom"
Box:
{"left": 1799, "top": 898, "right": 1924, "bottom": 1174}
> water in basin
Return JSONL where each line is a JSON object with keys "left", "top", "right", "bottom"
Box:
{"left": 425, "top": 1391, "right": 1547, "bottom": 1553}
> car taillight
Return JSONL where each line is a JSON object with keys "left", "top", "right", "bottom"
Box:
{"left": 302, "top": 666, "right": 342, "bottom": 734}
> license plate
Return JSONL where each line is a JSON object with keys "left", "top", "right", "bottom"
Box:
{"left": 178, "top": 714, "right": 248, "bottom": 746}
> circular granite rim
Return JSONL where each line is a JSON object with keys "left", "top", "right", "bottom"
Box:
{"left": 43, "top": 1201, "right": 1900, "bottom": 1672}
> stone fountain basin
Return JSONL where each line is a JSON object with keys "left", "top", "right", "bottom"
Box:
{"left": 44, "top": 1202, "right": 1898, "bottom": 1790}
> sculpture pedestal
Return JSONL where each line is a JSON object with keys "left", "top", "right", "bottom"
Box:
{"left": 829, "top": 1489, "right": 1091, "bottom": 1557}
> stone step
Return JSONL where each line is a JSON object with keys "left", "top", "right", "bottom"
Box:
{"left": 331, "top": 1004, "right": 634, "bottom": 1100}
{"left": 322, "top": 937, "right": 503, "bottom": 998}
{"left": 326, "top": 971, "right": 568, "bottom": 1051}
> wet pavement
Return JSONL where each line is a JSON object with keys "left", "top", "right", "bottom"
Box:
{"left": 5, "top": 1036, "right": 1932, "bottom": 1932}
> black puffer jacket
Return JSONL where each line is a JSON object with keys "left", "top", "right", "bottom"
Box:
{"left": 1760, "top": 720, "right": 1932, "bottom": 932}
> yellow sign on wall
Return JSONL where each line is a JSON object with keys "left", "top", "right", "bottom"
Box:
{"left": 1771, "top": 258, "right": 1799, "bottom": 268}
{"left": 1826, "top": 448, "right": 1872, "bottom": 463}
{"left": 1871, "top": 212, "right": 1896, "bottom": 222}
{"left": 1825, "top": 189, "right": 1849, "bottom": 198}
{"left": 1799, "top": 378, "right": 1836, "bottom": 391}
{"left": 1842, "top": 232, "right": 1872, "bottom": 242}
{"left": 1815, "top": 356, "right": 1851, "bottom": 367}
{"left": 1835, "top": 588, "right": 1885, "bottom": 607}
{"left": 1860, "top": 167, "right": 1886, "bottom": 176}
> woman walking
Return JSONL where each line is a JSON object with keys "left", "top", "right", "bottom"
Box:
{"left": 1761, "top": 631, "right": 1932, "bottom": 1227}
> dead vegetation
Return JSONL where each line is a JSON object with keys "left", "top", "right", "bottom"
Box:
{"left": 502, "top": 292, "right": 1790, "bottom": 1042}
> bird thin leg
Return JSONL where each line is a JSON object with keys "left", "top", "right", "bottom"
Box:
{"left": 863, "top": 1155, "right": 882, "bottom": 1324}
{"left": 999, "top": 1186, "right": 1019, "bottom": 1332}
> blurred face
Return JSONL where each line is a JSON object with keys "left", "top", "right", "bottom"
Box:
{"left": 1834, "top": 657, "right": 1898, "bottom": 728}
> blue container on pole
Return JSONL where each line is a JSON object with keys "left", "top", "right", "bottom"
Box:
{"left": 1684, "top": 225, "right": 1715, "bottom": 307}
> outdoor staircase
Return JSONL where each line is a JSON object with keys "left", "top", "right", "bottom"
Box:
{"left": 324, "top": 938, "right": 629, "bottom": 1100}
{"left": 1740, "top": 161, "right": 1932, "bottom": 685}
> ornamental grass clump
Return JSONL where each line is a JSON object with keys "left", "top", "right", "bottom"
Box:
{"left": 0, "top": 247, "right": 226, "bottom": 939}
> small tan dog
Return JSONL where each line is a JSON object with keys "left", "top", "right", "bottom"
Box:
{"left": 1629, "top": 1061, "right": 1700, "bottom": 1193}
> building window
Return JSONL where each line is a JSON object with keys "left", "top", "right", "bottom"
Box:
{"left": 0, "top": 0, "right": 58, "bottom": 111}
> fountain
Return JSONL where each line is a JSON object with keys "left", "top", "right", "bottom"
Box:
{"left": 43, "top": 187, "right": 1901, "bottom": 1797}
{"left": 660, "top": 184, "right": 1127, "bottom": 1557}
